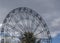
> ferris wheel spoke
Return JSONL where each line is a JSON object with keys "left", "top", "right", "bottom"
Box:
{"left": 21, "top": 20, "right": 29, "bottom": 32}
{"left": 27, "top": 20, "right": 32, "bottom": 32}
{"left": 12, "top": 14, "right": 21, "bottom": 23}
{"left": 7, "top": 16, "right": 25, "bottom": 33}
{"left": 34, "top": 29, "right": 47, "bottom": 36}
{"left": 33, "top": 24, "right": 40, "bottom": 33}
{"left": 12, "top": 27, "right": 24, "bottom": 34}
{"left": 6, "top": 24, "right": 24, "bottom": 34}
{"left": 10, "top": 18, "right": 25, "bottom": 33}
{"left": 36, "top": 37, "right": 47, "bottom": 39}
{"left": 17, "top": 24, "right": 25, "bottom": 32}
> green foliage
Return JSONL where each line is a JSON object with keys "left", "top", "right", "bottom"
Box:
{"left": 21, "top": 32, "right": 36, "bottom": 43}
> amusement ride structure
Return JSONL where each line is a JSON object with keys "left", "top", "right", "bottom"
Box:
{"left": 1, "top": 7, "right": 51, "bottom": 43}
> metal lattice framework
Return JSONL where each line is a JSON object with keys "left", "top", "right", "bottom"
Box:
{"left": 1, "top": 7, "right": 51, "bottom": 43}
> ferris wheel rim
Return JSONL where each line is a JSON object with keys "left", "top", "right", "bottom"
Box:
{"left": 1, "top": 7, "right": 51, "bottom": 39}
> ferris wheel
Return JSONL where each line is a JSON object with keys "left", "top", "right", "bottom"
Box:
{"left": 1, "top": 7, "right": 51, "bottom": 43}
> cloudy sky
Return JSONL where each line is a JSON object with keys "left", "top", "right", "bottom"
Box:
{"left": 0, "top": 0, "right": 60, "bottom": 43}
